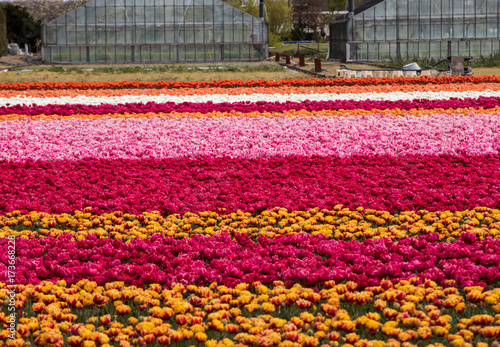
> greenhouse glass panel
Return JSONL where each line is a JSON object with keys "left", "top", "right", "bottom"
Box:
{"left": 224, "top": 28, "right": 233, "bottom": 43}
{"left": 476, "top": 23, "right": 486, "bottom": 38}
{"left": 398, "top": 23, "right": 408, "bottom": 40}
{"left": 165, "top": 6, "right": 174, "bottom": 22}
{"left": 367, "top": 43, "right": 379, "bottom": 59}
{"left": 213, "top": 44, "right": 222, "bottom": 60}
{"left": 375, "top": 24, "right": 385, "bottom": 41}
{"left": 420, "top": 23, "right": 430, "bottom": 40}
{"left": 135, "top": 30, "right": 145, "bottom": 43}
{"left": 430, "top": 41, "right": 441, "bottom": 57}
{"left": 442, "top": 0, "right": 452, "bottom": 15}
{"left": 386, "top": 24, "right": 396, "bottom": 41}
{"left": 165, "top": 29, "right": 175, "bottom": 43}
{"left": 76, "top": 7, "right": 85, "bottom": 25}
{"left": 185, "top": 7, "right": 194, "bottom": 22}
{"left": 96, "top": 6, "right": 106, "bottom": 22}
{"left": 204, "top": 6, "right": 213, "bottom": 22}
{"left": 493, "top": 40, "right": 499, "bottom": 53}
{"left": 450, "top": 41, "right": 459, "bottom": 55}
{"left": 476, "top": 0, "right": 488, "bottom": 14}
{"left": 60, "top": 47, "right": 70, "bottom": 61}
{"left": 184, "top": 27, "right": 195, "bottom": 43}
{"left": 364, "top": 22, "right": 374, "bottom": 41}
{"left": 115, "top": 46, "right": 124, "bottom": 60}
{"left": 213, "top": 5, "right": 223, "bottom": 22}
{"left": 374, "top": 2, "right": 385, "bottom": 20}
{"left": 408, "top": 24, "right": 418, "bottom": 40}
{"left": 42, "top": 0, "right": 267, "bottom": 62}
{"left": 453, "top": 0, "right": 464, "bottom": 16}
{"left": 231, "top": 45, "right": 240, "bottom": 60}
{"left": 46, "top": 29, "right": 57, "bottom": 45}
{"left": 487, "top": 22, "right": 497, "bottom": 38}
{"left": 145, "top": 6, "right": 156, "bottom": 23}
{"left": 465, "top": 23, "right": 474, "bottom": 38}
{"left": 195, "top": 28, "right": 204, "bottom": 42}
{"left": 481, "top": 40, "right": 492, "bottom": 55}
{"left": 58, "top": 30, "right": 67, "bottom": 45}
{"left": 452, "top": 23, "right": 464, "bottom": 38}
{"left": 407, "top": 42, "right": 419, "bottom": 57}
{"left": 154, "top": 6, "right": 165, "bottom": 24}
{"left": 486, "top": 0, "right": 497, "bottom": 13}
{"left": 385, "top": 0, "right": 396, "bottom": 18}
{"left": 76, "top": 30, "right": 87, "bottom": 45}
{"left": 399, "top": 42, "right": 407, "bottom": 57}
{"left": 419, "top": 42, "right": 430, "bottom": 57}
{"left": 195, "top": 45, "right": 205, "bottom": 60}
{"left": 126, "top": 30, "right": 134, "bottom": 44}
{"left": 56, "top": 15, "right": 66, "bottom": 26}
{"left": 116, "top": 7, "right": 126, "bottom": 24}
{"left": 353, "top": 23, "right": 363, "bottom": 41}
{"left": 97, "top": 31, "right": 106, "bottom": 44}
{"left": 125, "top": 8, "right": 135, "bottom": 23}
{"left": 155, "top": 30, "right": 165, "bottom": 43}
{"left": 378, "top": 43, "right": 391, "bottom": 59}
{"left": 397, "top": 0, "right": 407, "bottom": 17}
{"left": 106, "top": 7, "right": 116, "bottom": 24}
{"left": 151, "top": 46, "right": 161, "bottom": 61}
{"left": 469, "top": 0, "right": 480, "bottom": 13}
{"left": 430, "top": 0, "right": 441, "bottom": 17}
{"left": 357, "top": 43, "right": 368, "bottom": 60}
{"left": 470, "top": 40, "right": 481, "bottom": 56}
{"left": 420, "top": 0, "right": 431, "bottom": 16}
{"left": 442, "top": 23, "right": 450, "bottom": 39}
{"left": 145, "top": 29, "right": 155, "bottom": 43}
{"left": 67, "top": 31, "right": 77, "bottom": 45}
{"left": 363, "top": 7, "right": 374, "bottom": 20}
{"left": 408, "top": 1, "right": 418, "bottom": 20}
{"left": 459, "top": 40, "right": 470, "bottom": 55}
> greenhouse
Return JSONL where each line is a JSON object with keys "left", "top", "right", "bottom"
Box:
{"left": 41, "top": 0, "right": 268, "bottom": 63}
{"left": 330, "top": 0, "right": 500, "bottom": 61}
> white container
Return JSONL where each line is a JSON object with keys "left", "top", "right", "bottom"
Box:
{"left": 403, "top": 62, "right": 421, "bottom": 71}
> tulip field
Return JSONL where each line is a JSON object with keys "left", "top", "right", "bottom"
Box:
{"left": 1, "top": 75, "right": 500, "bottom": 347}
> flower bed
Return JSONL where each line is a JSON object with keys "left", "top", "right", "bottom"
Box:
{"left": 0, "top": 76, "right": 499, "bottom": 347}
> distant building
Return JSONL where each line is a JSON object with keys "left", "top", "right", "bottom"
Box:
{"left": 41, "top": 0, "right": 268, "bottom": 63}
{"left": 330, "top": 0, "right": 500, "bottom": 61}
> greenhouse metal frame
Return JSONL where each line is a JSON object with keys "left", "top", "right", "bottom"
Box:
{"left": 330, "top": 0, "right": 500, "bottom": 61}
{"left": 42, "top": 0, "right": 268, "bottom": 63}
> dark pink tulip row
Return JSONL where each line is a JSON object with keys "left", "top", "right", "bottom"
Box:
{"left": 2, "top": 96, "right": 500, "bottom": 116}
{"left": 1, "top": 154, "right": 500, "bottom": 215}
{"left": 0, "top": 233, "right": 498, "bottom": 289}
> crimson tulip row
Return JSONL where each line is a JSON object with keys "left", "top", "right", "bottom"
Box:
{"left": 1, "top": 232, "right": 498, "bottom": 289}
{"left": 0, "top": 154, "right": 499, "bottom": 215}
{"left": 2, "top": 96, "right": 500, "bottom": 116}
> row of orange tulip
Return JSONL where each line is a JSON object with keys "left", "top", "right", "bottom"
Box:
{"left": 1, "top": 278, "right": 499, "bottom": 347}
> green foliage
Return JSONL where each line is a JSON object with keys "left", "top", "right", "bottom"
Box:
{"left": 4, "top": 3, "right": 41, "bottom": 47}
{"left": 268, "top": 32, "right": 282, "bottom": 47}
{"left": 473, "top": 51, "right": 500, "bottom": 68}
{"left": 263, "top": 0, "right": 293, "bottom": 39}
{"left": 226, "top": 0, "right": 258, "bottom": 17}
{"left": 226, "top": 0, "right": 293, "bottom": 41}
{"left": 326, "top": 0, "right": 347, "bottom": 12}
